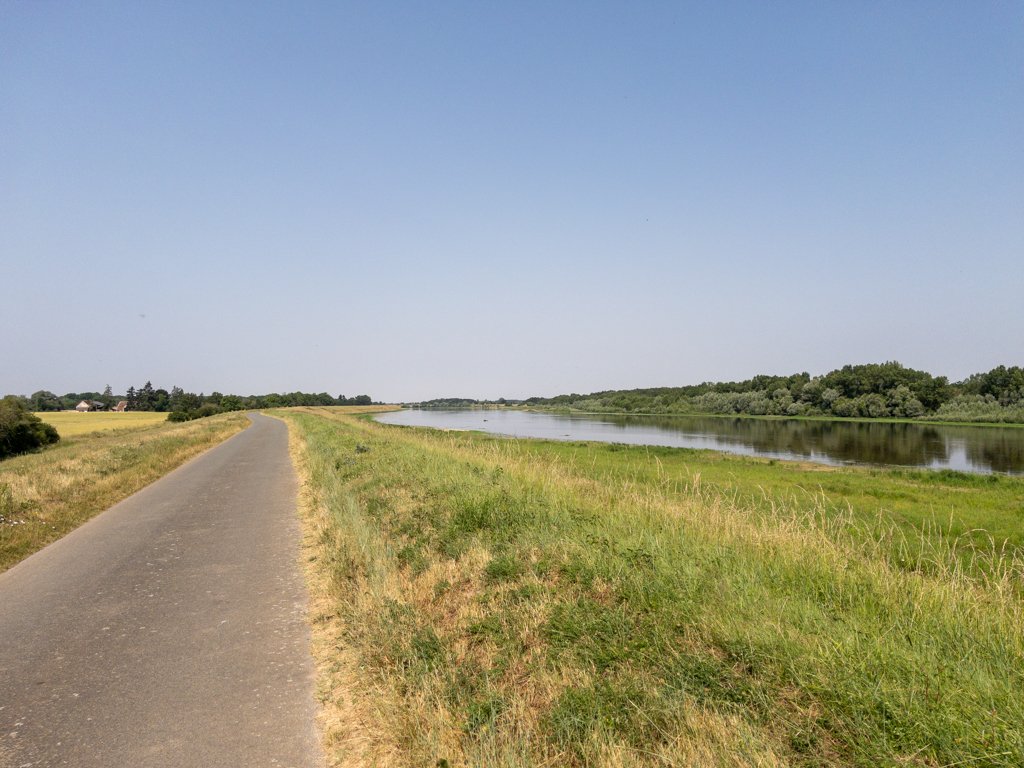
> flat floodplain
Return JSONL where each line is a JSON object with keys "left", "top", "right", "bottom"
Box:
{"left": 34, "top": 410, "right": 170, "bottom": 436}
{"left": 284, "top": 407, "right": 1024, "bottom": 767}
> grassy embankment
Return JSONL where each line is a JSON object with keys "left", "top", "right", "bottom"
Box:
{"left": 284, "top": 407, "right": 1024, "bottom": 767}
{"left": 0, "top": 411, "right": 248, "bottom": 572}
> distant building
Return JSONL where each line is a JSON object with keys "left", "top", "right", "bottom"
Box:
{"left": 75, "top": 400, "right": 107, "bottom": 412}
{"left": 112, "top": 401, "right": 128, "bottom": 412}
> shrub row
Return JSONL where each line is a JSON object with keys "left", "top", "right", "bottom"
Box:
{"left": 167, "top": 404, "right": 224, "bottom": 422}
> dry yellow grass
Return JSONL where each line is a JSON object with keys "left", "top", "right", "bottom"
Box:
{"left": 0, "top": 412, "right": 249, "bottom": 571}
{"left": 35, "top": 410, "right": 169, "bottom": 437}
{"left": 285, "top": 419, "right": 403, "bottom": 768}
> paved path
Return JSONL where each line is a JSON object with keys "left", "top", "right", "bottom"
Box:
{"left": 0, "top": 413, "right": 323, "bottom": 768}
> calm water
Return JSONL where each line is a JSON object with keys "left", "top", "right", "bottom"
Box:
{"left": 374, "top": 409, "right": 1024, "bottom": 476}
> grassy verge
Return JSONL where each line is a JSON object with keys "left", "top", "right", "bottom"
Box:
{"left": 284, "top": 408, "right": 1024, "bottom": 767}
{"left": 0, "top": 412, "right": 249, "bottom": 572}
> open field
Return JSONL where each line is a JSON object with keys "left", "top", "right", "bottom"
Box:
{"left": 35, "top": 410, "right": 170, "bottom": 436}
{"left": 0, "top": 412, "right": 249, "bottom": 572}
{"left": 283, "top": 407, "right": 1024, "bottom": 767}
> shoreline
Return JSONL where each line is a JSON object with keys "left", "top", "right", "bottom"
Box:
{"left": 395, "top": 404, "right": 1024, "bottom": 430}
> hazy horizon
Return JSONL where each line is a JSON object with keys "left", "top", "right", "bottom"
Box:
{"left": 4, "top": 3, "right": 1021, "bottom": 402}
{"left": 4, "top": 357, "right": 1019, "bottom": 405}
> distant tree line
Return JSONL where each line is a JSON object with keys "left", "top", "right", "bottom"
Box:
{"left": 524, "top": 363, "right": 1024, "bottom": 424}
{"left": 409, "top": 397, "right": 522, "bottom": 408}
{"left": 10, "top": 384, "right": 375, "bottom": 422}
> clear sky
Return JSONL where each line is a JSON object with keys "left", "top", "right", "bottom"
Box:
{"left": 3, "top": 2, "right": 1022, "bottom": 402}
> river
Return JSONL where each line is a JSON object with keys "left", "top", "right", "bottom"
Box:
{"left": 373, "top": 409, "right": 1024, "bottom": 476}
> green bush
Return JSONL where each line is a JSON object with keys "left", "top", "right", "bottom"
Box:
{"left": 933, "top": 395, "right": 1024, "bottom": 424}
{"left": 0, "top": 396, "right": 60, "bottom": 459}
{"left": 167, "top": 403, "right": 224, "bottom": 423}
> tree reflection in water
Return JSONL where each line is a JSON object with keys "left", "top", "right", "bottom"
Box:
{"left": 601, "top": 414, "right": 1022, "bottom": 474}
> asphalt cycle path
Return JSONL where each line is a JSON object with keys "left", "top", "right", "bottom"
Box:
{"left": 0, "top": 413, "right": 323, "bottom": 768}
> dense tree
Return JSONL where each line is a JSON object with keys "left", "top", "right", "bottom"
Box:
{"left": 220, "top": 395, "right": 243, "bottom": 411}
{"left": 29, "top": 391, "right": 62, "bottom": 412}
{"left": 12, "top": 379, "right": 383, "bottom": 418}
{"left": 7, "top": 381, "right": 378, "bottom": 420}
{"left": 168, "top": 386, "right": 185, "bottom": 412}
{"left": 817, "top": 362, "right": 949, "bottom": 409}
{"left": 961, "top": 366, "right": 1024, "bottom": 406}
{"left": 136, "top": 381, "right": 155, "bottom": 411}
{"left": 0, "top": 396, "right": 60, "bottom": 459}
{"left": 524, "top": 362, "right": 1019, "bottom": 422}
{"left": 887, "top": 385, "right": 925, "bottom": 418}
{"left": 166, "top": 387, "right": 209, "bottom": 420}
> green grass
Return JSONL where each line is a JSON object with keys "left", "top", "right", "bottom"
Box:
{"left": 499, "top": 438, "right": 1024, "bottom": 569}
{"left": 0, "top": 412, "right": 248, "bottom": 571}
{"left": 370, "top": 411, "right": 1024, "bottom": 568}
{"left": 285, "top": 408, "right": 1024, "bottom": 767}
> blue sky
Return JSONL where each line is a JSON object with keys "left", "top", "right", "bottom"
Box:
{"left": 3, "top": 2, "right": 1021, "bottom": 401}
